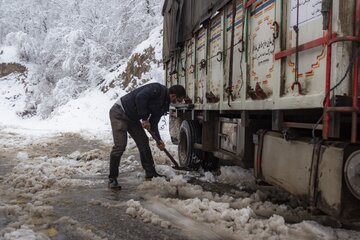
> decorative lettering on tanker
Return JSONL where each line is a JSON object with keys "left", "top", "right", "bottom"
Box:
{"left": 253, "top": 37, "right": 275, "bottom": 65}
{"left": 290, "top": 0, "right": 322, "bottom": 26}
{"left": 250, "top": 0, "right": 275, "bottom": 95}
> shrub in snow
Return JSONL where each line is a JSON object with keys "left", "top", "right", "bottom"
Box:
{"left": 4, "top": 32, "right": 39, "bottom": 62}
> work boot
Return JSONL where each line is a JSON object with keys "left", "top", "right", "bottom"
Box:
{"left": 108, "top": 178, "right": 121, "bottom": 189}
{"left": 138, "top": 149, "right": 166, "bottom": 181}
{"left": 109, "top": 154, "right": 121, "bottom": 179}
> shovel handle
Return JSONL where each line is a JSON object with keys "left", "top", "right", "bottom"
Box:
{"left": 163, "top": 148, "right": 180, "bottom": 168}
{"left": 147, "top": 130, "right": 180, "bottom": 168}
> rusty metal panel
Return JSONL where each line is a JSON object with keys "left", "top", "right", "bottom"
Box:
{"left": 219, "top": 120, "right": 239, "bottom": 153}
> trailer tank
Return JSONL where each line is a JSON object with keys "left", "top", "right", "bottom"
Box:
{"left": 163, "top": 0, "right": 360, "bottom": 220}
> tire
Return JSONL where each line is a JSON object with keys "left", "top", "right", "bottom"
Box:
{"left": 178, "top": 120, "right": 202, "bottom": 169}
{"left": 201, "top": 151, "right": 220, "bottom": 171}
{"left": 169, "top": 115, "right": 182, "bottom": 144}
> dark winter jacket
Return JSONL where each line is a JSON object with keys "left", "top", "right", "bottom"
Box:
{"left": 116, "top": 83, "right": 170, "bottom": 139}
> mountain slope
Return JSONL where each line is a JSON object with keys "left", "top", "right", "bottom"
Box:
{"left": 0, "top": 0, "right": 164, "bottom": 119}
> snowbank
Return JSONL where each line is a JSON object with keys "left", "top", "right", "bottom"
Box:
{"left": 0, "top": 24, "right": 166, "bottom": 141}
{"left": 0, "top": 46, "right": 19, "bottom": 63}
{"left": 2, "top": 225, "right": 48, "bottom": 240}
{"left": 126, "top": 199, "right": 171, "bottom": 228}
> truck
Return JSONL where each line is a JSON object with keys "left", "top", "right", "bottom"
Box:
{"left": 162, "top": 0, "right": 360, "bottom": 220}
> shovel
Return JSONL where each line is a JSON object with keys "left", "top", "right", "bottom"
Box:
{"left": 147, "top": 129, "right": 189, "bottom": 171}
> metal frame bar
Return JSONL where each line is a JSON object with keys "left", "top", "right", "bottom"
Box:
{"left": 274, "top": 35, "right": 335, "bottom": 60}
{"left": 273, "top": 3, "right": 360, "bottom": 143}
{"left": 325, "top": 107, "right": 358, "bottom": 113}
{"left": 328, "top": 36, "right": 360, "bottom": 45}
{"left": 351, "top": 0, "right": 360, "bottom": 143}
{"left": 323, "top": 10, "right": 333, "bottom": 141}
{"left": 324, "top": 2, "right": 360, "bottom": 143}
{"left": 284, "top": 122, "right": 323, "bottom": 130}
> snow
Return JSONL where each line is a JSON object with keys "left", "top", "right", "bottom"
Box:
{"left": 218, "top": 166, "right": 255, "bottom": 186}
{"left": 135, "top": 172, "right": 360, "bottom": 240}
{"left": 126, "top": 199, "right": 171, "bottom": 228}
{"left": 2, "top": 135, "right": 360, "bottom": 239}
{"left": 0, "top": 0, "right": 164, "bottom": 117}
{"left": 200, "top": 172, "right": 216, "bottom": 183}
{"left": 2, "top": 225, "right": 48, "bottom": 240}
{"left": 0, "top": 149, "right": 108, "bottom": 236}
{"left": 1, "top": 1, "right": 360, "bottom": 240}
{"left": 0, "top": 152, "right": 111, "bottom": 239}
{"left": 0, "top": 20, "right": 165, "bottom": 140}
{"left": 0, "top": 46, "right": 19, "bottom": 63}
{"left": 16, "top": 152, "right": 28, "bottom": 161}
{"left": 0, "top": 85, "right": 114, "bottom": 137}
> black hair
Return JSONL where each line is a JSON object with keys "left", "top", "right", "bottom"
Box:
{"left": 169, "top": 85, "right": 186, "bottom": 98}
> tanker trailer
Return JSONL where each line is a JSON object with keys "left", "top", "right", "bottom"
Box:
{"left": 163, "top": 0, "right": 360, "bottom": 220}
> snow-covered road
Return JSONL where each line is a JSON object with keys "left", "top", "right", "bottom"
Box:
{"left": 1, "top": 128, "right": 360, "bottom": 240}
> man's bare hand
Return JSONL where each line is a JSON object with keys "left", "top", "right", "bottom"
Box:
{"left": 157, "top": 140, "right": 165, "bottom": 151}
{"left": 141, "top": 120, "right": 151, "bottom": 130}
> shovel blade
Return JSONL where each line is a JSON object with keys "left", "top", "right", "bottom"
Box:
{"left": 172, "top": 166, "right": 193, "bottom": 171}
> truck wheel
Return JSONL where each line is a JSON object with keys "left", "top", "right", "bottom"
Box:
{"left": 178, "top": 120, "right": 202, "bottom": 169}
{"left": 201, "top": 151, "right": 219, "bottom": 171}
{"left": 169, "top": 115, "right": 182, "bottom": 144}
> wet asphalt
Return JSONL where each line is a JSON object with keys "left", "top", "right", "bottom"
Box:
{"left": 51, "top": 172, "right": 190, "bottom": 240}
{"left": 0, "top": 132, "right": 191, "bottom": 240}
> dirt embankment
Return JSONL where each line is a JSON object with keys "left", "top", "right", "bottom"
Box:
{"left": 101, "top": 46, "right": 160, "bottom": 93}
{"left": 0, "top": 63, "right": 27, "bottom": 78}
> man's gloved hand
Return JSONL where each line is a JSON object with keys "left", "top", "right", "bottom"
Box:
{"left": 141, "top": 120, "right": 151, "bottom": 130}
{"left": 157, "top": 140, "right": 165, "bottom": 151}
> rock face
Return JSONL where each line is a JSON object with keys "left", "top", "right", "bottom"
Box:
{"left": 120, "top": 46, "right": 157, "bottom": 91}
{"left": 0, "top": 63, "right": 27, "bottom": 78}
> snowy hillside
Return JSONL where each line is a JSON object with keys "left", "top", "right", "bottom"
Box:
{"left": 0, "top": 0, "right": 164, "bottom": 123}
{"left": 2, "top": 2, "right": 360, "bottom": 240}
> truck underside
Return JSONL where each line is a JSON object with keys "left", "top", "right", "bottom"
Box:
{"left": 170, "top": 107, "right": 360, "bottom": 220}
{"left": 163, "top": 0, "right": 360, "bottom": 220}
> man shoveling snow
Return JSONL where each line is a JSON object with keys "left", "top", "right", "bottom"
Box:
{"left": 108, "top": 83, "right": 186, "bottom": 189}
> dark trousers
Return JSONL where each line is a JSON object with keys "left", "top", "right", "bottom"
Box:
{"left": 109, "top": 104, "right": 156, "bottom": 179}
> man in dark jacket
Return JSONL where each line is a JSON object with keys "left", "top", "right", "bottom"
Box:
{"left": 108, "top": 83, "right": 186, "bottom": 189}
